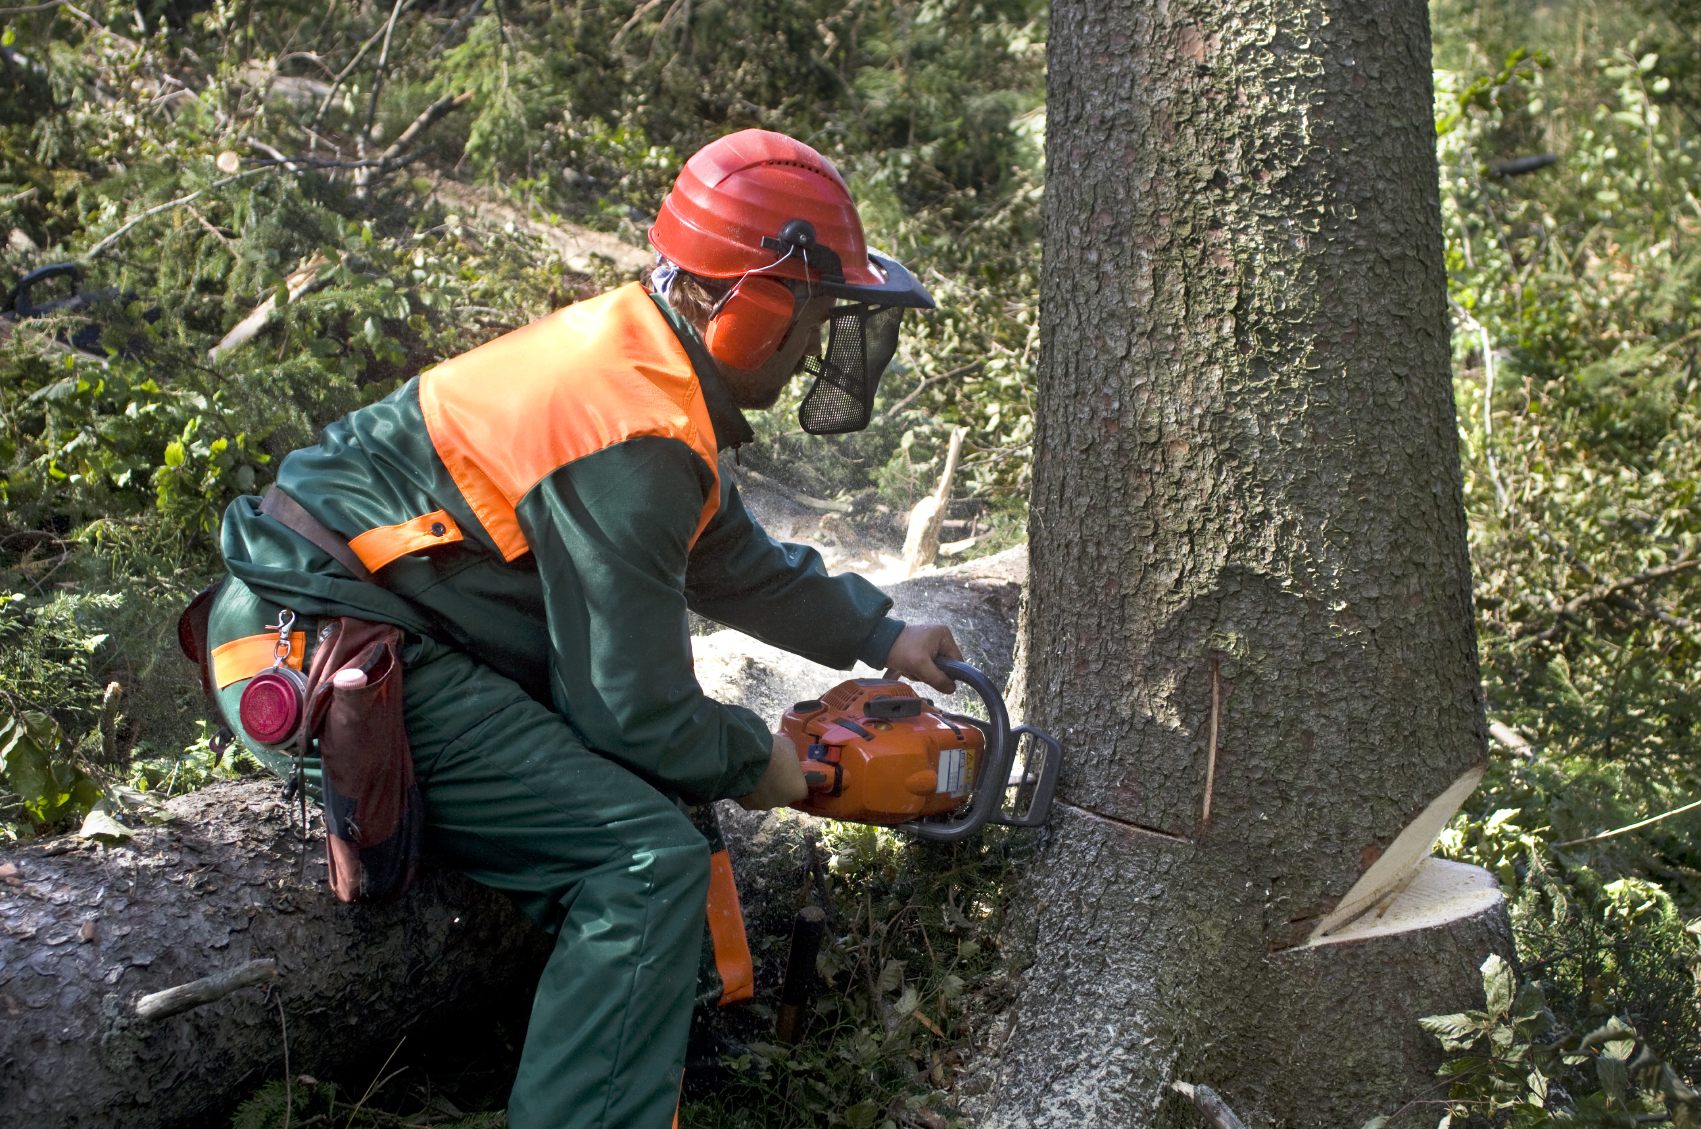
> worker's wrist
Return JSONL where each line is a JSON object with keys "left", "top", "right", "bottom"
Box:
{"left": 855, "top": 616, "right": 906, "bottom": 669}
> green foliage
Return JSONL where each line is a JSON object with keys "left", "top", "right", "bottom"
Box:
{"left": 1402, "top": 954, "right": 1700, "bottom": 1129}
{"left": 0, "top": 707, "right": 98, "bottom": 830}
{"left": 1440, "top": 11, "right": 1701, "bottom": 896}
{"left": 1424, "top": 1, "right": 1701, "bottom": 1120}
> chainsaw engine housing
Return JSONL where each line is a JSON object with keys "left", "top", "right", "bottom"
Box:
{"left": 781, "top": 678, "right": 984, "bottom": 826}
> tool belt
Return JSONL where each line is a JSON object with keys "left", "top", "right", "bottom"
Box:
{"left": 177, "top": 486, "right": 423, "bottom": 903}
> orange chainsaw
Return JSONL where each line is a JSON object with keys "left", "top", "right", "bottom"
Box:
{"left": 780, "top": 658, "right": 1061, "bottom": 841}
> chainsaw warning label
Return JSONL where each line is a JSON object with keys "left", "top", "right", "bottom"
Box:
{"left": 938, "top": 749, "right": 968, "bottom": 796}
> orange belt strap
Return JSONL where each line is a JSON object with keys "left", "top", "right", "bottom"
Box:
{"left": 706, "top": 849, "right": 754, "bottom": 1005}
{"left": 210, "top": 631, "right": 305, "bottom": 689}
{"left": 348, "top": 509, "right": 464, "bottom": 573}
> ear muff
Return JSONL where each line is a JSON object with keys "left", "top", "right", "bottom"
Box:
{"left": 704, "top": 275, "right": 797, "bottom": 369}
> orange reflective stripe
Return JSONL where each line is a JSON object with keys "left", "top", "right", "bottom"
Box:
{"left": 418, "top": 284, "right": 721, "bottom": 561}
{"left": 209, "top": 631, "right": 305, "bottom": 689}
{"left": 706, "top": 849, "right": 754, "bottom": 1005}
{"left": 347, "top": 509, "right": 464, "bottom": 573}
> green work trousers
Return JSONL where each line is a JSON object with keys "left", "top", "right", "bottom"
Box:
{"left": 209, "top": 578, "right": 705, "bottom": 1129}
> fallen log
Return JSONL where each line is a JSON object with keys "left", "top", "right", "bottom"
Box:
{"left": 0, "top": 550, "right": 1027, "bottom": 1127}
{"left": 0, "top": 784, "right": 550, "bottom": 1128}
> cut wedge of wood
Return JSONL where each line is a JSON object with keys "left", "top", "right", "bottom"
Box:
{"left": 1308, "top": 764, "right": 1485, "bottom": 943}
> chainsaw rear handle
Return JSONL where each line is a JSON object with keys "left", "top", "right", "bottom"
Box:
{"left": 9, "top": 263, "right": 82, "bottom": 316}
{"left": 907, "top": 658, "right": 1061, "bottom": 842}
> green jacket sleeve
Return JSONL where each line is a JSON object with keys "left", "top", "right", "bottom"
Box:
{"left": 515, "top": 437, "right": 773, "bottom": 804}
{"left": 685, "top": 476, "right": 904, "bottom": 669}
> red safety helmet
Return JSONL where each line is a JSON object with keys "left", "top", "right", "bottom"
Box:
{"left": 650, "top": 130, "right": 933, "bottom": 434}
{"left": 649, "top": 129, "right": 933, "bottom": 308}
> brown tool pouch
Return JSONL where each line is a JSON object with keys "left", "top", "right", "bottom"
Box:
{"left": 301, "top": 617, "right": 423, "bottom": 903}
{"left": 176, "top": 489, "right": 422, "bottom": 903}
{"left": 177, "top": 580, "right": 225, "bottom": 706}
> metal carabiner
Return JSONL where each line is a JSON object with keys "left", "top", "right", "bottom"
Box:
{"left": 267, "top": 609, "right": 297, "bottom": 664}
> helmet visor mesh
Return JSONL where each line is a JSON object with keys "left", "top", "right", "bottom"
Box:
{"left": 797, "top": 305, "right": 905, "bottom": 435}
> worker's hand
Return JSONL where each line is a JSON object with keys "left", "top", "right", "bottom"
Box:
{"left": 884, "top": 623, "right": 964, "bottom": 694}
{"left": 736, "top": 735, "right": 809, "bottom": 811}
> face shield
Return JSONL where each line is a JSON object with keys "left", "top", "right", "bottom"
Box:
{"left": 797, "top": 303, "right": 907, "bottom": 435}
{"left": 793, "top": 249, "right": 930, "bottom": 435}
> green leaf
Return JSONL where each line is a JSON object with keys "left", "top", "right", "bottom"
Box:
{"left": 1579, "top": 1018, "right": 1639, "bottom": 1053}
{"left": 1362, "top": 1117, "right": 1390, "bottom": 1129}
{"left": 1423, "top": 1012, "right": 1487, "bottom": 1052}
{"left": 1596, "top": 1053, "right": 1629, "bottom": 1103}
{"left": 1, "top": 711, "right": 70, "bottom": 822}
{"left": 877, "top": 959, "right": 904, "bottom": 994}
{"left": 1513, "top": 981, "right": 1548, "bottom": 1022}
{"left": 844, "top": 1100, "right": 881, "bottom": 1129}
{"left": 1481, "top": 954, "right": 1516, "bottom": 1016}
{"left": 78, "top": 806, "right": 131, "bottom": 844}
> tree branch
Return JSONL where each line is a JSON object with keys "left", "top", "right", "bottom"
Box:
{"left": 312, "top": 0, "right": 420, "bottom": 126}
{"left": 879, "top": 361, "right": 979, "bottom": 423}
{"left": 1172, "top": 1082, "right": 1250, "bottom": 1129}
{"left": 207, "top": 254, "right": 331, "bottom": 362}
{"left": 375, "top": 89, "right": 473, "bottom": 172}
{"left": 361, "top": 0, "right": 409, "bottom": 157}
{"left": 83, "top": 170, "right": 263, "bottom": 259}
{"left": 135, "top": 958, "right": 277, "bottom": 1021}
{"left": 610, "top": 0, "right": 664, "bottom": 49}
{"left": 1551, "top": 797, "right": 1701, "bottom": 849}
{"left": 1522, "top": 555, "right": 1701, "bottom": 641}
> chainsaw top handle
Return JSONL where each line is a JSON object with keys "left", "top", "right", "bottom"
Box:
{"left": 907, "top": 658, "right": 1019, "bottom": 842}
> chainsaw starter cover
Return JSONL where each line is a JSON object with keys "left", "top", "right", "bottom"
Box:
{"left": 782, "top": 677, "right": 983, "bottom": 826}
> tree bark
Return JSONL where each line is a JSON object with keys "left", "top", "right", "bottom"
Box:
{"left": 0, "top": 781, "right": 551, "bottom": 1129}
{"left": 963, "top": 1, "right": 1502, "bottom": 1125}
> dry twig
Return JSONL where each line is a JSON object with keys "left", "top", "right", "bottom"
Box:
{"left": 134, "top": 958, "right": 278, "bottom": 1021}
{"left": 1172, "top": 1081, "right": 1250, "bottom": 1129}
{"left": 1551, "top": 797, "right": 1701, "bottom": 849}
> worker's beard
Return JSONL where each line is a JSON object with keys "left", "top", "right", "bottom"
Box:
{"left": 717, "top": 352, "right": 812, "bottom": 410}
{"left": 720, "top": 370, "right": 787, "bottom": 409}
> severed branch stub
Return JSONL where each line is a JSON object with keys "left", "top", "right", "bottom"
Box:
{"left": 1173, "top": 1081, "right": 1251, "bottom": 1129}
{"left": 775, "top": 905, "right": 827, "bottom": 1043}
{"left": 134, "top": 958, "right": 278, "bottom": 1021}
{"left": 207, "top": 254, "right": 331, "bottom": 361}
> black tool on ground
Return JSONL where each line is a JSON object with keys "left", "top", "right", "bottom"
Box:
{"left": 775, "top": 905, "right": 827, "bottom": 1043}
{"left": 2, "top": 262, "right": 157, "bottom": 356}
{"left": 783, "top": 657, "right": 1063, "bottom": 842}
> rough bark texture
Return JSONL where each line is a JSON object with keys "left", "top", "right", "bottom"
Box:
{"left": 963, "top": 1, "right": 1498, "bottom": 1125}
{"left": 0, "top": 782, "right": 550, "bottom": 1129}
{"left": 0, "top": 549, "right": 1025, "bottom": 1128}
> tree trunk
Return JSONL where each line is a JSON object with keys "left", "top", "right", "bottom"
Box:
{"left": 961, "top": 2, "right": 1505, "bottom": 1125}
